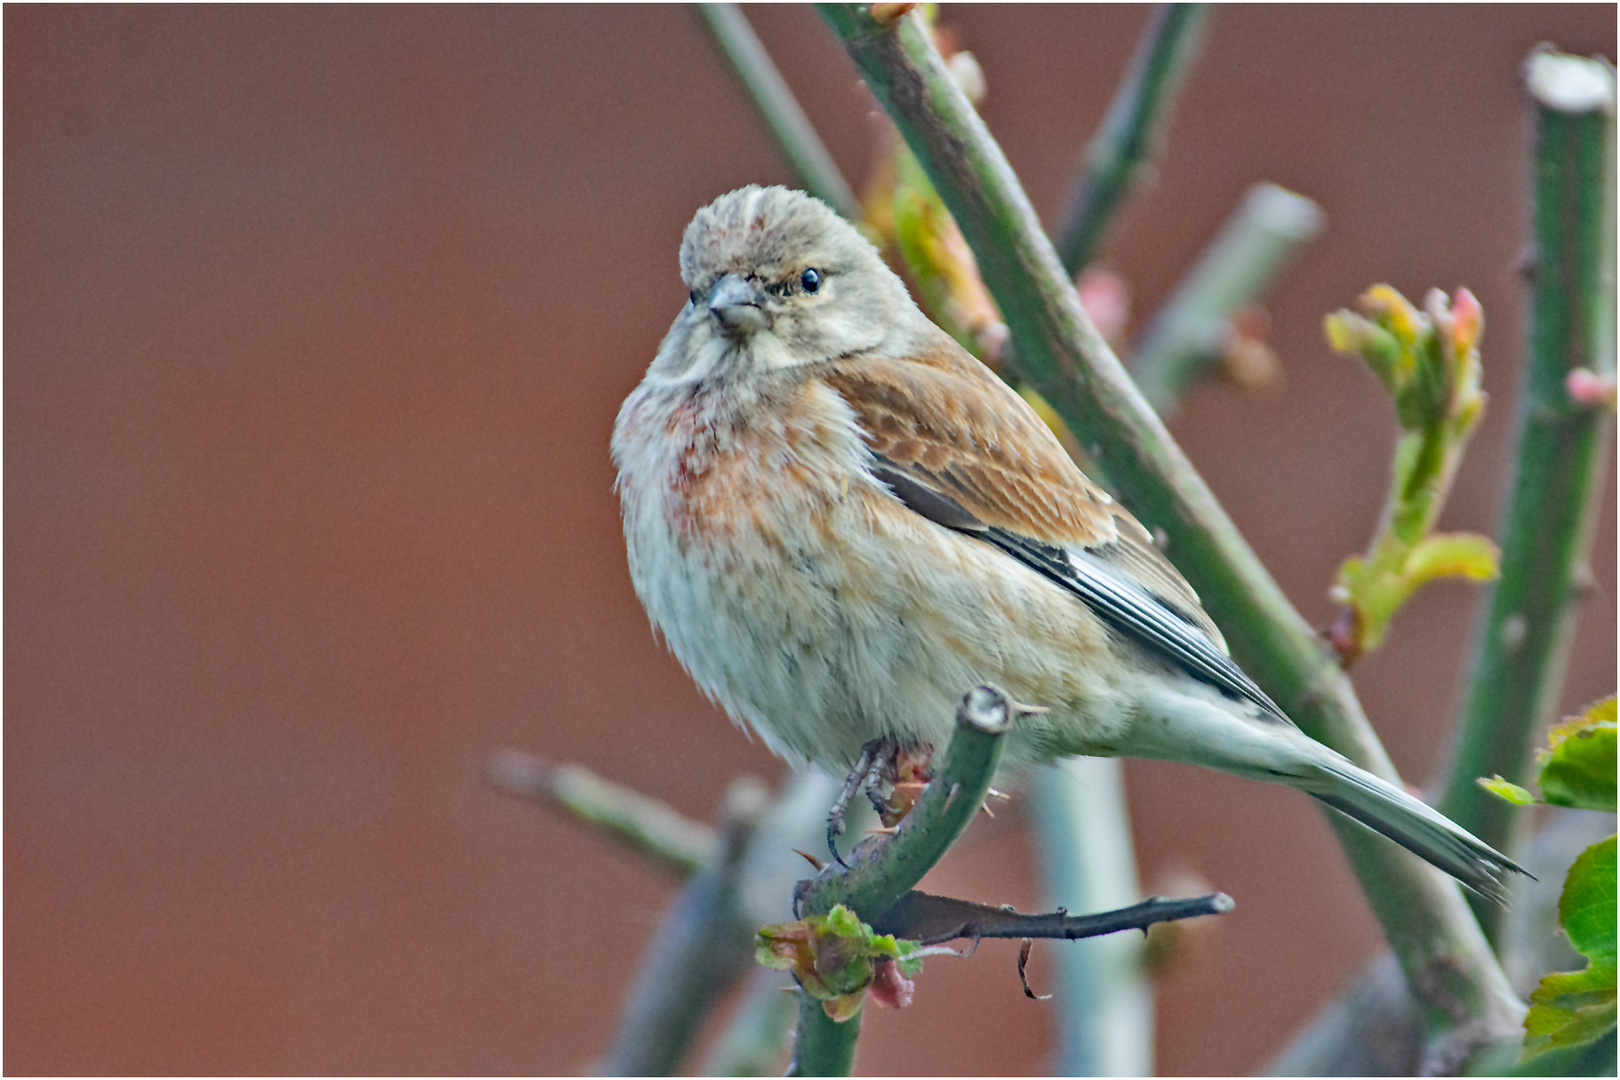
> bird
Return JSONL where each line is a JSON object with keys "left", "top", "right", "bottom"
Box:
{"left": 611, "top": 184, "right": 1524, "bottom": 900}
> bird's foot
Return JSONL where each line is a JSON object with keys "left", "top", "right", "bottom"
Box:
{"left": 826, "top": 737, "right": 894, "bottom": 868}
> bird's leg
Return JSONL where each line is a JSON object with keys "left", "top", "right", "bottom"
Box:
{"left": 826, "top": 736, "right": 895, "bottom": 867}
{"left": 877, "top": 745, "right": 934, "bottom": 828}
{"left": 863, "top": 761, "right": 895, "bottom": 816}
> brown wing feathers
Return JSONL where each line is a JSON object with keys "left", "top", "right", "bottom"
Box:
{"left": 825, "top": 342, "right": 1289, "bottom": 719}
{"left": 825, "top": 349, "right": 1117, "bottom": 548}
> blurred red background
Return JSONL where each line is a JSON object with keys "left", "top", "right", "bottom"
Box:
{"left": 6, "top": 6, "right": 1614, "bottom": 1075}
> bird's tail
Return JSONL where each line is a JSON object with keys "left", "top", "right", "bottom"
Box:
{"left": 1126, "top": 685, "right": 1529, "bottom": 901}
{"left": 1303, "top": 756, "right": 1528, "bottom": 902}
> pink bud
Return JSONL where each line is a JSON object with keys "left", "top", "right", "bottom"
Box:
{"left": 868, "top": 958, "right": 915, "bottom": 1009}
{"left": 1076, "top": 267, "right": 1131, "bottom": 343}
{"left": 1450, "top": 287, "right": 1483, "bottom": 352}
{"left": 1567, "top": 368, "right": 1617, "bottom": 409}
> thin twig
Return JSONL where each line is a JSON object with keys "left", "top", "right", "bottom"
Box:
{"left": 1131, "top": 182, "right": 1323, "bottom": 415}
{"left": 815, "top": 2, "right": 1522, "bottom": 1057}
{"left": 870, "top": 888, "right": 1233, "bottom": 945}
{"left": 1054, "top": 3, "right": 1213, "bottom": 275}
{"left": 693, "top": 3, "right": 861, "bottom": 220}
{"left": 485, "top": 750, "right": 717, "bottom": 877}
{"left": 1438, "top": 49, "right": 1617, "bottom": 941}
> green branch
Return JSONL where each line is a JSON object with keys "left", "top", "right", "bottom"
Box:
{"left": 693, "top": 3, "right": 861, "bottom": 220}
{"left": 486, "top": 750, "right": 717, "bottom": 877}
{"left": 1438, "top": 49, "right": 1617, "bottom": 940}
{"left": 785, "top": 685, "right": 1015, "bottom": 1076}
{"left": 1132, "top": 182, "right": 1323, "bottom": 415}
{"left": 1054, "top": 3, "right": 1212, "bottom": 275}
{"left": 816, "top": 2, "right": 1522, "bottom": 1055}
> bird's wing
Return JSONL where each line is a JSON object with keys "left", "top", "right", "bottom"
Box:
{"left": 825, "top": 341, "right": 1290, "bottom": 724}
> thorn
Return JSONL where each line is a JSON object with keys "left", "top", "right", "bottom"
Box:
{"left": 865, "top": 826, "right": 900, "bottom": 836}
{"left": 986, "top": 787, "right": 1011, "bottom": 801}
{"left": 980, "top": 801, "right": 995, "bottom": 819}
{"left": 793, "top": 849, "right": 826, "bottom": 871}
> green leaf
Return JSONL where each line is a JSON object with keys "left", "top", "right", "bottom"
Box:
{"left": 1402, "top": 532, "right": 1500, "bottom": 586}
{"left": 1478, "top": 776, "right": 1539, "bottom": 805}
{"left": 1521, "top": 836, "right": 1618, "bottom": 1061}
{"left": 1523, "top": 963, "right": 1618, "bottom": 1059}
{"left": 1539, "top": 699, "right": 1617, "bottom": 812}
{"left": 1560, "top": 836, "right": 1617, "bottom": 966}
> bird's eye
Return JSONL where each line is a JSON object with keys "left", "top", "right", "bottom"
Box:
{"left": 800, "top": 268, "right": 823, "bottom": 293}
{"left": 688, "top": 290, "right": 699, "bottom": 306}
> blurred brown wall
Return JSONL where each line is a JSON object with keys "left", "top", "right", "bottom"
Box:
{"left": 6, "top": 5, "right": 1615, "bottom": 1075}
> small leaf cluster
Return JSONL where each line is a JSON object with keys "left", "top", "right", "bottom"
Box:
{"left": 755, "top": 904, "right": 950, "bottom": 1022}
{"left": 1481, "top": 696, "right": 1617, "bottom": 1061}
{"left": 1326, "top": 284, "right": 1498, "bottom": 661}
{"left": 1325, "top": 283, "right": 1486, "bottom": 435}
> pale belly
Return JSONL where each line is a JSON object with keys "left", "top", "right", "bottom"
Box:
{"left": 613, "top": 384, "right": 1136, "bottom": 774}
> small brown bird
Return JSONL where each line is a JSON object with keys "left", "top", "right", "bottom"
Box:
{"left": 612, "top": 185, "right": 1523, "bottom": 899}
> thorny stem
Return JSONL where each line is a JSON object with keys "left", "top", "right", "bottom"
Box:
{"left": 1054, "top": 3, "right": 1213, "bottom": 275}
{"left": 1438, "top": 49, "right": 1617, "bottom": 941}
{"left": 817, "top": 2, "right": 1523, "bottom": 1057}
{"left": 787, "top": 685, "right": 1014, "bottom": 1076}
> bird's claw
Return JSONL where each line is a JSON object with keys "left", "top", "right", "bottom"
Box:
{"left": 825, "top": 736, "right": 895, "bottom": 868}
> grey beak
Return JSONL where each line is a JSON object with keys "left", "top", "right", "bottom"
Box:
{"left": 708, "top": 274, "right": 768, "bottom": 335}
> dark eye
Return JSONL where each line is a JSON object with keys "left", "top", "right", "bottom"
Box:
{"left": 688, "top": 290, "right": 699, "bottom": 305}
{"left": 800, "top": 268, "right": 823, "bottom": 293}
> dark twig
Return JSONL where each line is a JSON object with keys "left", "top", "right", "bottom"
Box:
{"left": 485, "top": 750, "right": 717, "bottom": 878}
{"left": 815, "top": 3, "right": 1522, "bottom": 1057}
{"left": 1054, "top": 3, "right": 1213, "bottom": 275}
{"left": 869, "top": 889, "right": 1233, "bottom": 946}
{"left": 693, "top": 3, "right": 861, "bottom": 220}
{"left": 1438, "top": 48, "right": 1617, "bottom": 940}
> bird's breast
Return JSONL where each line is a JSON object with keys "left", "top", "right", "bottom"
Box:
{"left": 616, "top": 378, "right": 869, "bottom": 564}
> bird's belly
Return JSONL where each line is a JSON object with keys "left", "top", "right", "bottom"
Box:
{"left": 620, "top": 431, "right": 1135, "bottom": 772}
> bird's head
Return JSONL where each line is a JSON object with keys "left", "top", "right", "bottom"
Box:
{"left": 647, "top": 186, "right": 917, "bottom": 384}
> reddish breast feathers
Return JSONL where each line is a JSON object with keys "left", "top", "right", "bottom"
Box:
{"left": 648, "top": 379, "right": 864, "bottom": 558}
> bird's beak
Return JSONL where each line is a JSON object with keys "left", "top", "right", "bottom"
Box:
{"left": 707, "top": 274, "right": 768, "bottom": 336}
